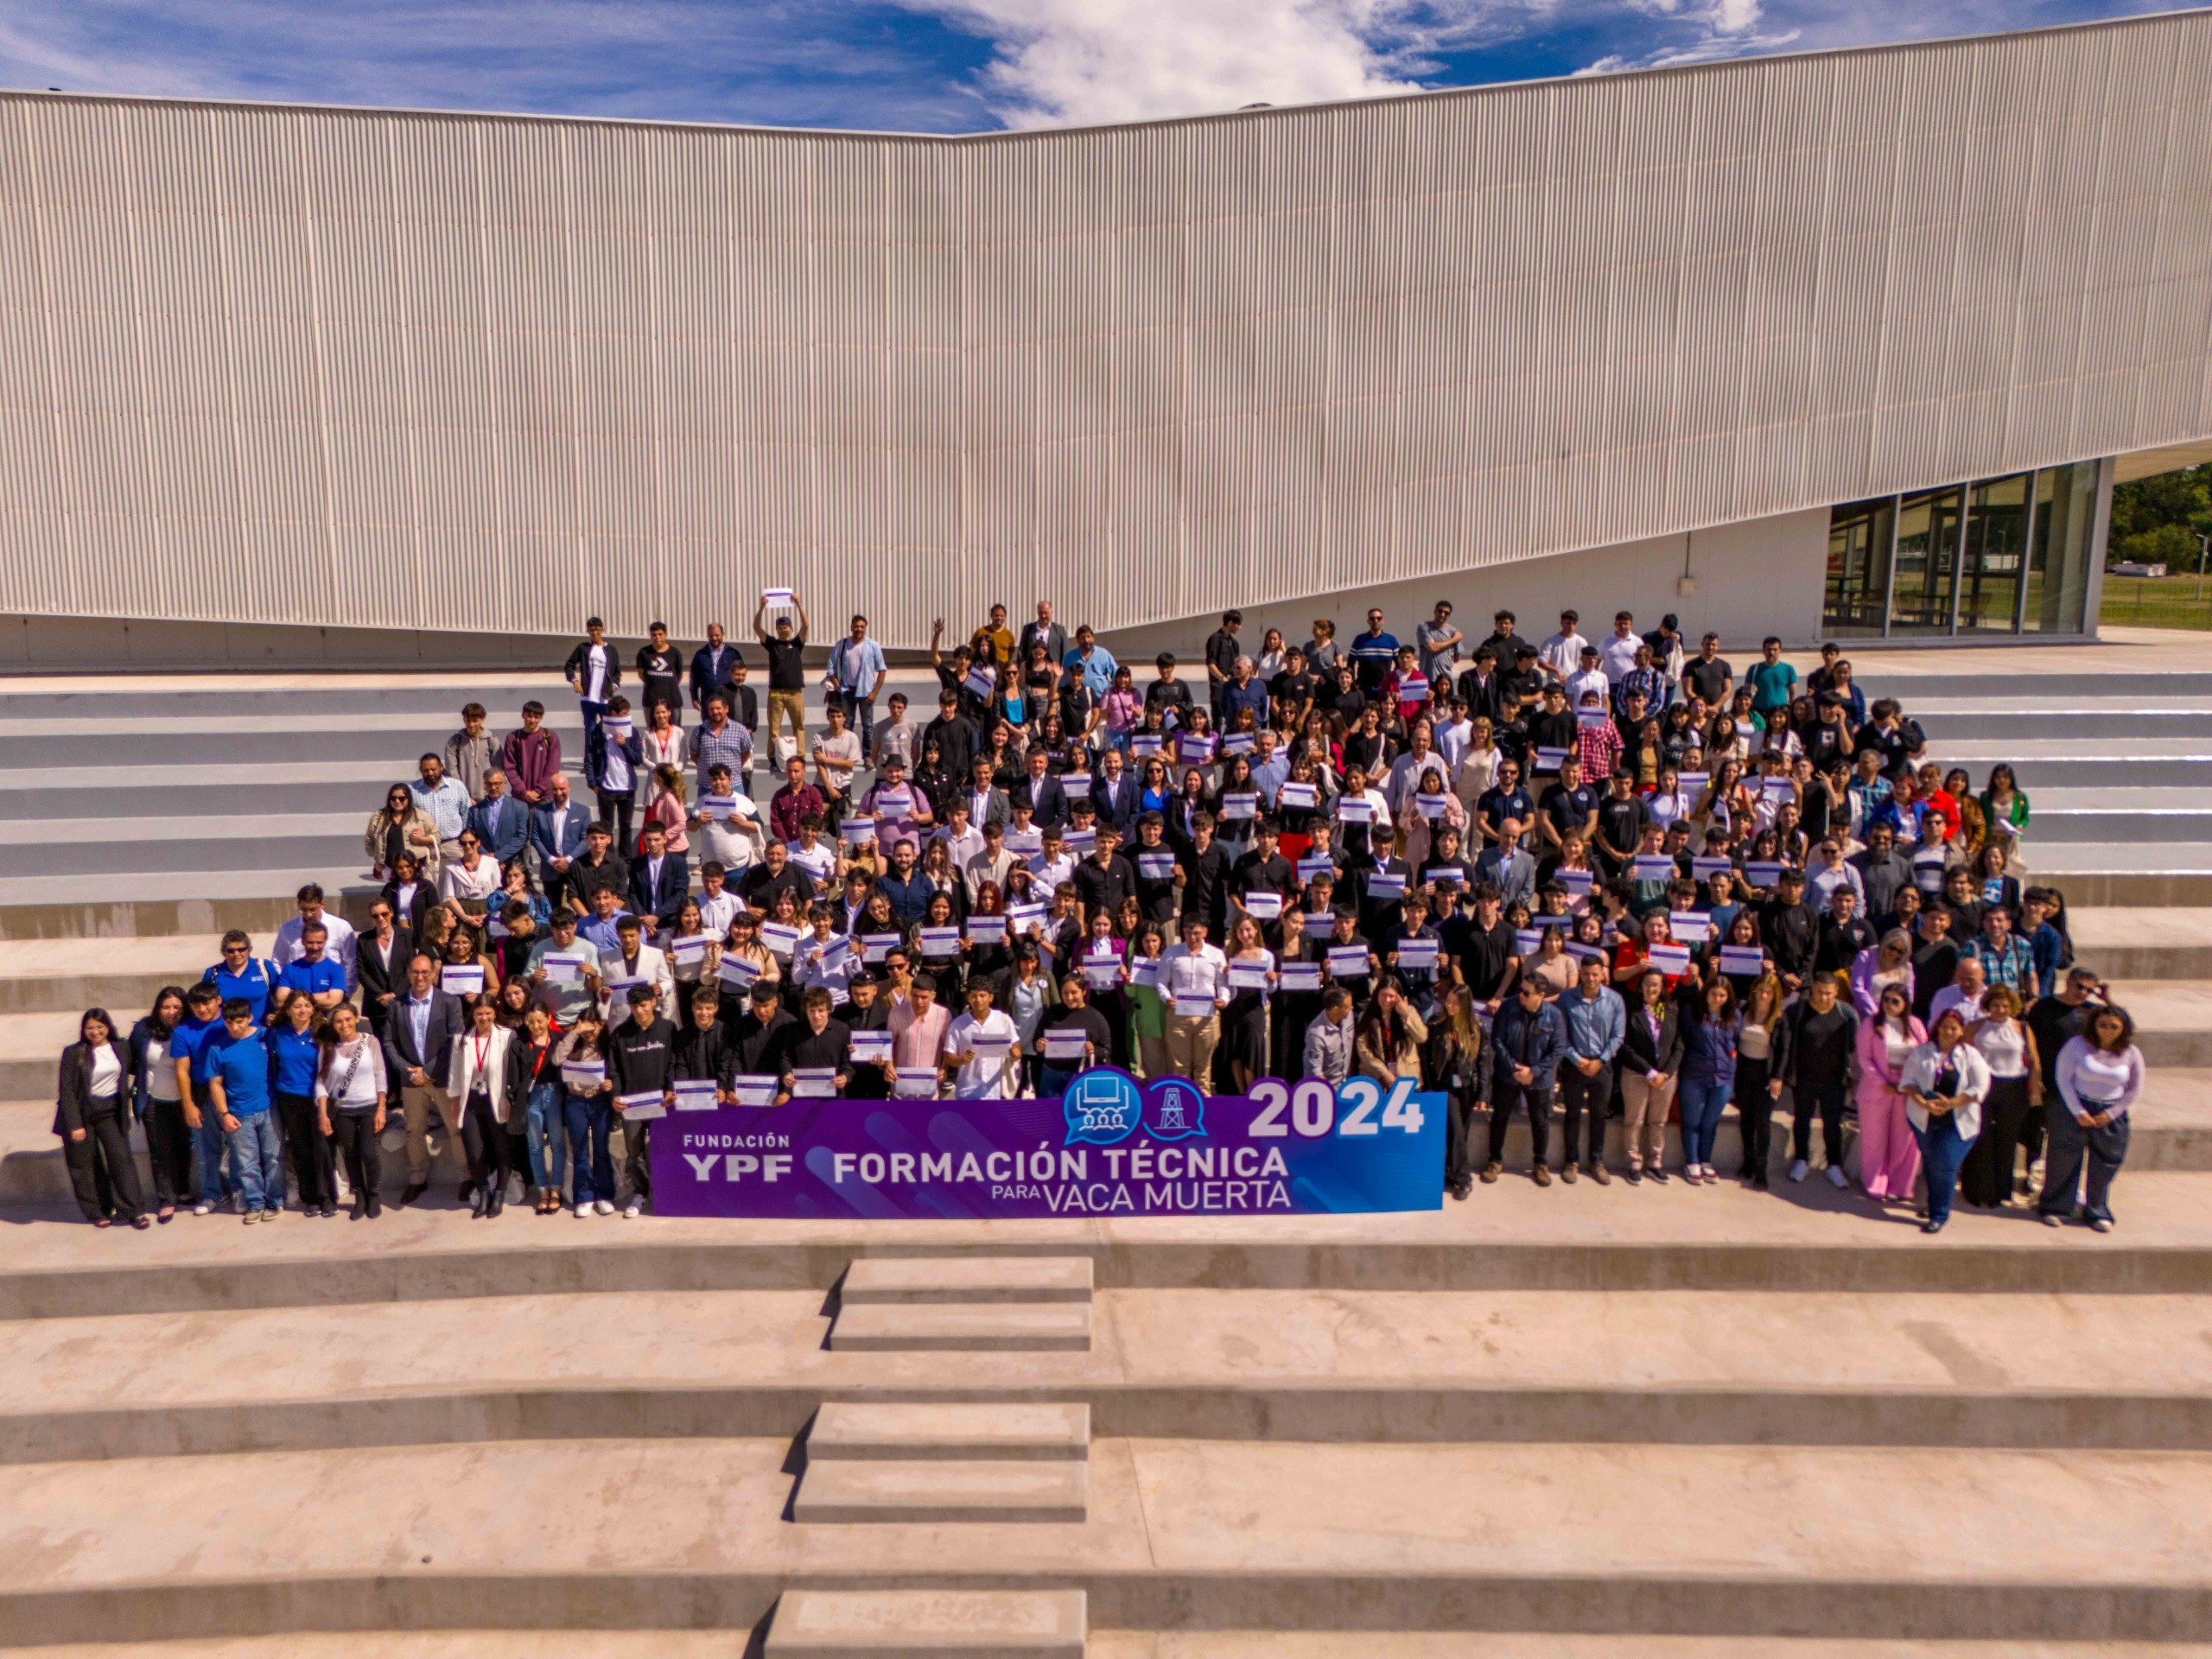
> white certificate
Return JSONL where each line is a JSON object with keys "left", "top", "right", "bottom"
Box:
{"left": 718, "top": 955, "right": 759, "bottom": 988}
{"left": 1415, "top": 793, "right": 1451, "bottom": 820}
{"left": 1177, "top": 734, "right": 1215, "bottom": 764}
{"left": 1129, "top": 733, "right": 1163, "bottom": 756}
{"left": 1278, "top": 782, "right": 1319, "bottom": 810}
{"left": 1083, "top": 961, "right": 1122, "bottom": 989}
{"left": 968, "top": 1031, "right": 1014, "bottom": 1058}
{"left": 1297, "top": 854, "right": 1335, "bottom": 881}
{"left": 963, "top": 667, "right": 997, "bottom": 700}
{"left": 1719, "top": 944, "right": 1765, "bottom": 976}
{"left": 872, "top": 787, "right": 914, "bottom": 816}
{"left": 1515, "top": 928, "right": 1542, "bottom": 955}
{"left": 761, "top": 586, "right": 794, "bottom": 605}
{"left": 731, "top": 1073, "right": 779, "bottom": 1106}
{"left": 919, "top": 925, "right": 962, "bottom": 958}
{"left": 1043, "top": 1027, "right": 1090, "bottom": 1061}
{"left": 1691, "top": 856, "right": 1734, "bottom": 880}
{"left": 1745, "top": 861, "right": 1786, "bottom": 886}
{"left": 1534, "top": 747, "right": 1568, "bottom": 773}
{"left": 1632, "top": 856, "right": 1677, "bottom": 882}
{"left": 760, "top": 922, "right": 803, "bottom": 957}
{"left": 1365, "top": 871, "right": 1407, "bottom": 899}
{"left": 861, "top": 932, "right": 900, "bottom": 963}
{"left": 1170, "top": 991, "right": 1217, "bottom": 1018}
{"left": 1139, "top": 854, "right": 1178, "bottom": 880}
{"left": 440, "top": 963, "right": 485, "bottom": 995}
{"left": 967, "top": 915, "right": 1008, "bottom": 943}
{"left": 1240, "top": 890, "right": 1283, "bottom": 918}
{"left": 1276, "top": 961, "right": 1323, "bottom": 991}
{"left": 1337, "top": 797, "right": 1376, "bottom": 823}
{"left": 1227, "top": 961, "right": 1271, "bottom": 989}
{"left": 541, "top": 951, "right": 587, "bottom": 984}
{"left": 849, "top": 1029, "right": 894, "bottom": 1063}
{"left": 1678, "top": 772, "right": 1711, "bottom": 792}
{"left": 1222, "top": 732, "right": 1256, "bottom": 755}
{"left": 701, "top": 795, "right": 741, "bottom": 822}
{"left": 559, "top": 1061, "right": 606, "bottom": 1092}
{"left": 1006, "top": 829, "right": 1043, "bottom": 855}
{"left": 615, "top": 1090, "right": 666, "bottom": 1121}
{"left": 893, "top": 1071, "right": 939, "bottom": 1098}
{"left": 1220, "top": 791, "right": 1258, "bottom": 820}
{"left": 1557, "top": 868, "right": 1594, "bottom": 895}
{"left": 841, "top": 818, "right": 878, "bottom": 845}
{"left": 672, "top": 1078, "right": 720, "bottom": 1111}
{"left": 1065, "top": 827, "right": 1096, "bottom": 852}
{"left": 1129, "top": 957, "right": 1160, "bottom": 988}
{"left": 1326, "top": 944, "right": 1370, "bottom": 976}
{"left": 670, "top": 934, "right": 711, "bottom": 963}
{"left": 1566, "top": 940, "right": 1608, "bottom": 962}
{"left": 1647, "top": 944, "right": 1693, "bottom": 974}
{"left": 1397, "top": 938, "right": 1440, "bottom": 969}
{"left": 1669, "top": 910, "right": 1713, "bottom": 943}
{"left": 1007, "top": 902, "right": 1048, "bottom": 933}
{"left": 791, "top": 1067, "right": 839, "bottom": 1098}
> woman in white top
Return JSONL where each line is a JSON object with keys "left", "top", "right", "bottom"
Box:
{"left": 57, "top": 1008, "right": 145, "bottom": 1227}
{"left": 1253, "top": 627, "right": 1288, "bottom": 683}
{"left": 1450, "top": 716, "right": 1501, "bottom": 810}
{"left": 446, "top": 1000, "right": 519, "bottom": 1217}
{"left": 1898, "top": 1006, "right": 1991, "bottom": 1234}
{"left": 1961, "top": 983, "right": 2041, "bottom": 1210}
{"left": 315, "top": 1002, "right": 389, "bottom": 1219}
{"left": 2043, "top": 1005, "right": 2145, "bottom": 1232}
{"left": 130, "top": 987, "right": 191, "bottom": 1220}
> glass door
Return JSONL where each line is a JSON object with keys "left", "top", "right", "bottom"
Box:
{"left": 1823, "top": 499, "right": 1893, "bottom": 636}
{"left": 1890, "top": 486, "right": 1963, "bottom": 635}
{"left": 1958, "top": 472, "right": 2031, "bottom": 632}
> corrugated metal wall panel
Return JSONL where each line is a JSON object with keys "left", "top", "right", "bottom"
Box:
{"left": 1, "top": 9, "right": 2209, "bottom": 646}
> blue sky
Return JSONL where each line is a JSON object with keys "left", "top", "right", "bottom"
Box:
{"left": 0, "top": 0, "right": 2195, "bottom": 132}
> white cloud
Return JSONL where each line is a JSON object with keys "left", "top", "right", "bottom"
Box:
{"left": 903, "top": 0, "right": 1526, "bottom": 127}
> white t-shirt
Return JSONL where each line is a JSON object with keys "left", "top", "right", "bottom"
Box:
{"left": 143, "top": 1036, "right": 179, "bottom": 1102}
{"left": 1598, "top": 632, "right": 1643, "bottom": 684}
{"left": 946, "top": 1009, "right": 1019, "bottom": 1098}
{"left": 582, "top": 645, "right": 610, "bottom": 702}
{"left": 89, "top": 1045, "right": 123, "bottom": 1099}
{"left": 1540, "top": 631, "right": 1590, "bottom": 682}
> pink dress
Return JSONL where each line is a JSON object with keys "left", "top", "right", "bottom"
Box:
{"left": 1854, "top": 1014, "right": 1925, "bottom": 1198}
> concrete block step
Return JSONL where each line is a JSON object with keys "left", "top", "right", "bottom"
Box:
{"left": 810, "top": 1403, "right": 1090, "bottom": 1462}
{"left": 1859, "top": 671, "right": 2212, "bottom": 698}
{"left": 9, "top": 1435, "right": 2212, "bottom": 1642}
{"left": 8, "top": 1283, "right": 2212, "bottom": 1463}
{"left": 2070, "top": 907, "right": 2212, "bottom": 980}
{"left": 791, "top": 1457, "right": 1089, "bottom": 1523}
{"left": 0, "top": 765, "right": 580, "bottom": 823}
{"left": 1090, "top": 1640, "right": 2212, "bottom": 1658}
{"left": 768, "top": 1588, "right": 1085, "bottom": 1656}
{"left": 13, "top": 1173, "right": 2212, "bottom": 1318}
{"left": 1915, "top": 709, "right": 2212, "bottom": 740}
{"left": 0, "top": 879, "right": 378, "bottom": 943}
{"left": 0, "top": 811, "right": 368, "bottom": 879}
{"left": 843, "top": 1256, "right": 1095, "bottom": 1306}
{"left": 2018, "top": 790, "right": 2212, "bottom": 843}
{"left": 829, "top": 1302, "right": 1094, "bottom": 1353}
{"left": 0, "top": 721, "right": 585, "bottom": 771}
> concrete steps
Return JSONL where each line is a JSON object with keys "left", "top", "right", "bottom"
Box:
{"left": 769, "top": 1589, "right": 1085, "bottom": 1656}
{"left": 830, "top": 1258, "right": 1097, "bottom": 1353}
{"left": 8, "top": 1433, "right": 2212, "bottom": 1643}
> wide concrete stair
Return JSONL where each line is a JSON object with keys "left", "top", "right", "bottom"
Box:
{"left": 3, "top": 1184, "right": 2212, "bottom": 1647}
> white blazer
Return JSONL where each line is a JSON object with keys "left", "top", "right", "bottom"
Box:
{"left": 1898, "top": 1040, "right": 1990, "bottom": 1141}
{"left": 445, "top": 1024, "right": 516, "bottom": 1126}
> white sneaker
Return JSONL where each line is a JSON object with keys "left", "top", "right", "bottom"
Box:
{"left": 594, "top": 1199, "right": 615, "bottom": 1216}
{"left": 1827, "top": 1165, "right": 1849, "bottom": 1189}
{"left": 1788, "top": 1160, "right": 1809, "bottom": 1184}
{"left": 575, "top": 1201, "right": 592, "bottom": 1218}
{"left": 623, "top": 1198, "right": 643, "bottom": 1218}
{"left": 192, "top": 1200, "right": 214, "bottom": 1217}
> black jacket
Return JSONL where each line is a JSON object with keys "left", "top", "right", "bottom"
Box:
{"left": 673, "top": 1020, "right": 737, "bottom": 1090}
{"left": 356, "top": 927, "right": 416, "bottom": 1027}
{"left": 55, "top": 1039, "right": 131, "bottom": 1135}
{"left": 608, "top": 1015, "right": 679, "bottom": 1097}
{"left": 381, "top": 989, "right": 467, "bottom": 1084}
{"left": 1777, "top": 1000, "right": 1858, "bottom": 1092}
{"left": 1617, "top": 1000, "right": 1684, "bottom": 1078}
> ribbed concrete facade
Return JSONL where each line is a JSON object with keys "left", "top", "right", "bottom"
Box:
{"left": 2, "top": 10, "right": 2209, "bottom": 652}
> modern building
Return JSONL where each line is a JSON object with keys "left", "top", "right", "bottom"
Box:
{"left": 1, "top": 9, "right": 2208, "bottom": 669}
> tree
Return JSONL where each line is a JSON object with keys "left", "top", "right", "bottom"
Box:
{"left": 2109, "top": 462, "right": 2212, "bottom": 569}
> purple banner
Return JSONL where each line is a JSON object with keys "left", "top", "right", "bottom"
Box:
{"left": 650, "top": 1068, "right": 1444, "bottom": 1219}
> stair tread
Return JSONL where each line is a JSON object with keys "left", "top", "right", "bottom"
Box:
{"left": 843, "top": 1256, "right": 1094, "bottom": 1303}
{"left": 810, "top": 1402, "right": 1091, "bottom": 1459}
{"left": 830, "top": 1302, "right": 1094, "bottom": 1351}
{"left": 772, "top": 1588, "right": 1084, "bottom": 1653}
{"left": 8, "top": 1436, "right": 2212, "bottom": 1593}
{"left": 793, "top": 1457, "right": 1089, "bottom": 1522}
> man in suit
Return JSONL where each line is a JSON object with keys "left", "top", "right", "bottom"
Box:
{"left": 379, "top": 952, "right": 466, "bottom": 1206}
{"left": 1018, "top": 601, "right": 1067, "bottom": 683}
{"left": 628, "top": 823, "right": 691, "bottom": 936}
{"left": 469, "top": 768, "right": 532, "bottom": 865}
{"left": 531, "top": 773, "right": 594, "bottom": 901}
{"left": 1474, "top": 817, "right": 1538, "bottom": 914}
{"left": 963, "top": 757, "right": 1011, "bottom": 831}
{"left": 1014, "top": 751, "right": 1069, "bottom": 830}
{"left": 1089, "top": 748, "right": 1140, "bottom": 838}
{"left": 689, "top": 623, "right": 743, "bottom": 717}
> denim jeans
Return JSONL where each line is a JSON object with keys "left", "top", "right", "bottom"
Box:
{"left": 193, "top": 1088, "right": 232, "bottom": 1205}
{"left": 1038, "top": 1063, "right": 1080, "bottom": 1099}
{"left": 563, "top": 1092, "right": 615, "bottom": 1206}
{"left": 1677, "top": 1077, "right": 1731, "bottom": 1166}
{"left": 581, "top": 697, "right": 608, "bottom": 744}
{"left": 526, "top": 1082, "right": 569, "bottom": 1198}
{"left": 223, "top": 1109, "right": 285, "bottom": 1213}
{"left": 836, "top": 690, "right": 875, "bottom": 754}
{"left": 1910, "top": 1111, "right": 1973, "bottom": 1227}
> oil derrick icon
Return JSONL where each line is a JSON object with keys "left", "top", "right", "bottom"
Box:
{"left": 1155, "top": 1096, "right": 1188, "bottom": 1134}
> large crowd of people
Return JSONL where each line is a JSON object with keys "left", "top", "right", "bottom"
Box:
{"left": 56, "top": 597, "right": 2143, "bottom": 1236}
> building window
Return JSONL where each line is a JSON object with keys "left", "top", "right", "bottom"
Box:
{"left": 2025, "top": 461, "right": 2096, "bottom": 634}
{"left": 1890, "top": 487, "right": 1965, "bottom": 635}
{"left": 1959, "top": 472, "right": 2032, "bottom": 633}
{"left": 1823, "top": 499, "right": 1892, "bottom": 636}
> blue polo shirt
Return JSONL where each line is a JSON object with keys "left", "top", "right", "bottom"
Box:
{"left": 209, "top": 1027, "right": 274, "bottom": 1117}
{"left": 269, "top": 1025, "right": 323, "bottom": 1097}
{"left": 203, "top": 958, "right": 281, "bottom": 1022}
{"left": 276, "top": 957, "right": 347, "bottom": 1002}
{"left": 170, "top": 1015, "right": 227, "bottom": 1089}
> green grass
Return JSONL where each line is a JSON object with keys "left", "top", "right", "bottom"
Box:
{"left": 2101, "top": 571, "right": 2212, "bottom": 632}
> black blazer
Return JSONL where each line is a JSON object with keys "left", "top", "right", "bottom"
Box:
{"left": 380, "top": 990, "right": 467, "bottom": 1084}
{"left": 380, "top": 878, "right": 435, "bottom": 937}
{"left": 628, "top": 849, "right": 691, "bottom": 930}
{"left": 1088, "top": 771, "right": 1141, "bottom": 836}
{"left": 1618, "top": 1001, "right": 1684, "bottom": 1077}
{"left": 55, "top": 1039, "right": 130, "bottom": 1135}
{"left": 356, "top": 927, "right": 416, "bottom": 1026}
